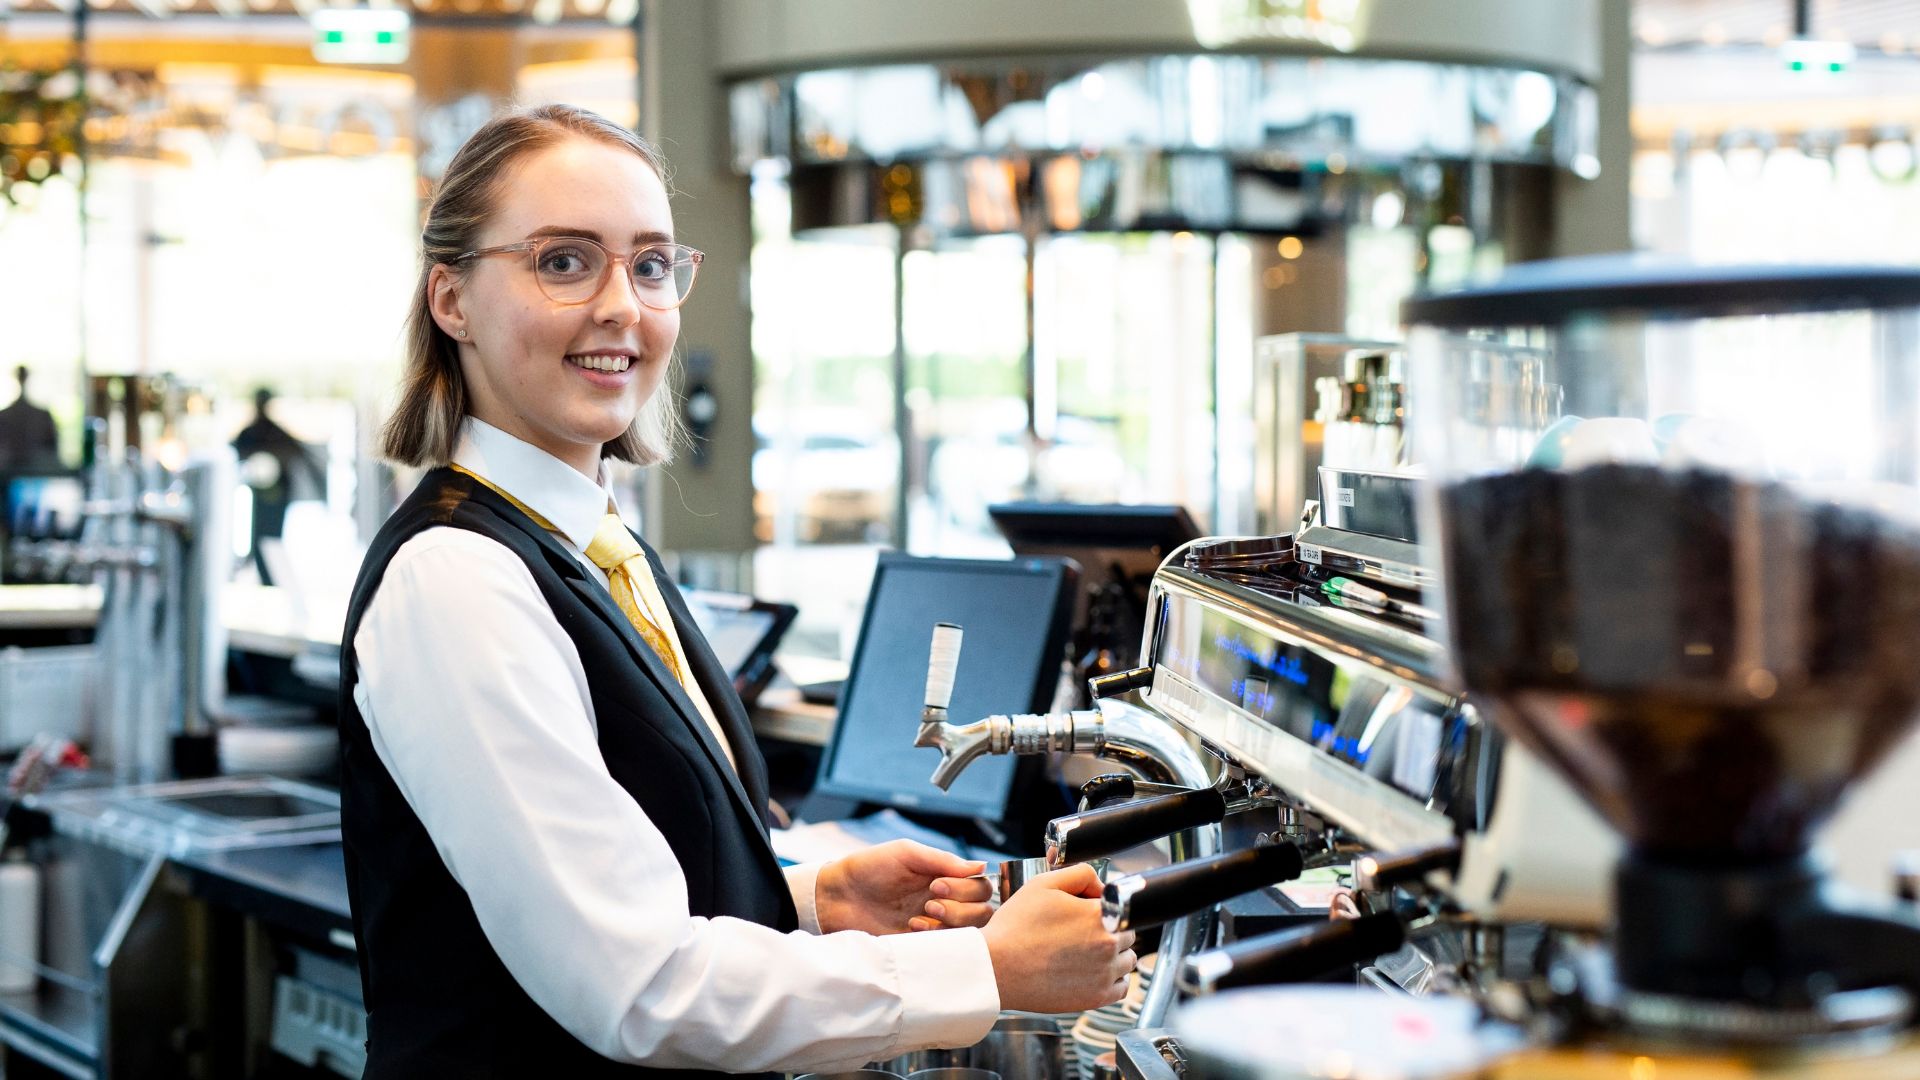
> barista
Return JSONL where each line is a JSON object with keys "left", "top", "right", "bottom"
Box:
{"left": 339, "top": 104, "right": 1135, "bottom": 1080}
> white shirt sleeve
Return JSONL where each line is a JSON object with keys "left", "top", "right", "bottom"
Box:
{"left": 784, "top": 863, "right": 824, "bottom": 935}
{"left": 353, "top": 528, "right": 999, "bottom": 1071}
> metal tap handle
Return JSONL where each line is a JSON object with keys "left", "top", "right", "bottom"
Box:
{"left": 1178, "top": 912, "right": 1406, "bottom": 995}
{"left": 1046, "top": 786, "right": 1228, "bottom": 867}
{"left": 923, "top": 623, "right": 963, "bottom": 711}
{"left": 1102, "top": 842, "right": 1306, "bottom": 932}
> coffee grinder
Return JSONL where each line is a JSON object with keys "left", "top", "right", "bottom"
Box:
{"left": 1410, "top": 260, "right": 1920, "bottom": 1065}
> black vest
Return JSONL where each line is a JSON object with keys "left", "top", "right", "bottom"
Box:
{"left": 338, "top": 467, "right": 798, "bottom": 1079}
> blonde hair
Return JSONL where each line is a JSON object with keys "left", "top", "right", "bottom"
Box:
{"left": 382, "top": 104, "right": 682, "bottom": 467}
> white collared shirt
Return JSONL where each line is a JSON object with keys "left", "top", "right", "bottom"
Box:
{"left": 351, "top": 418, "right": 999, "bottom": 1071}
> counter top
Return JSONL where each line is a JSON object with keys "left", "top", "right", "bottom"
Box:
{"left": 223, "top": 582, "right": 343, "bottom": 658}
{"left": 175, "top": 841, "right": 354, "bottom": 942}
{"left": 0, "top": 584, "right": 101, "bottom": 629}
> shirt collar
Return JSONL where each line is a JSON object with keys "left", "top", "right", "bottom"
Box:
{"left": 452, "top": 418, "right": 619, "bottom": 552}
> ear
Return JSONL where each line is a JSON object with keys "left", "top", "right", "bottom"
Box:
{"left": 427, "top": 263, "right": 468, "bottom": 342}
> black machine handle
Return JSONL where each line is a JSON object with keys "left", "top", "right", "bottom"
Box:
{"left": 1046, "top": 787, "right": 1228, "bottom": 867}
{"left": 1102, "top": 843, "right": 1306, "bottom": 932}
{"left": 1353, "top": 841, "right": 1462, "bottom": 892}
{"left": 1178, "top": 913, "right": 1407, "bottom": 995}
{"left": 1077, "top": 773, "right": 1137, "bottom": 812}
{"left": 1089, "top": 666, "right": 1154, "bottom": 700}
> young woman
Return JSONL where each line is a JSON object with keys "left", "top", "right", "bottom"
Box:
{"left": 339, "top": 104, "right": 1134, "bottom": 1079}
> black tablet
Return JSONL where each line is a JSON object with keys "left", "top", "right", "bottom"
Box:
{"left": 681, "top": 589, "right": 798, "bottom": 707}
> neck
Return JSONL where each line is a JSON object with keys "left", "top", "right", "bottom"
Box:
{"left": 470, "top": 411, "right": 601, "bottom": 480}
{"left": 554, "top": 445, "right": 601, "bottom": 480}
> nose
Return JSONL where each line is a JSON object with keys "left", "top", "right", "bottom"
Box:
{"left": 590, "top": 260, "right": 645, "bottom": 328}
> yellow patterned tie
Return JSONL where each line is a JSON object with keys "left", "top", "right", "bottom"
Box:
{"left": 582, "top": 511, "right": 687, "bottom": 687}
{"left": 451, "top": 464, "right": 684, "bottom": 686}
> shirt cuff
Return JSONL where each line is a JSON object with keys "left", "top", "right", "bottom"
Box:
{"left": 783, "top": 863, "right": 823, "bottom": 935}
{"left": 878, "top": 927, "right": 1001, "bottom": 1054}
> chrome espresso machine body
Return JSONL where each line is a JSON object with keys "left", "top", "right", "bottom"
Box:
{"left": 913, "top": 467, "right": 1620, "bottom": 1078}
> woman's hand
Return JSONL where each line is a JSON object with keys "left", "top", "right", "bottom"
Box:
{"left": 982, "top": 864, "right": 1137, "bottom": 1014}
{"left": 815, "top": 839, "right": 993, "bottom": 935}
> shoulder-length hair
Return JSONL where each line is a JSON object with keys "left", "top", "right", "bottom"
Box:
{"left": 381, "top": 104, "right": 682, "bottom": 468}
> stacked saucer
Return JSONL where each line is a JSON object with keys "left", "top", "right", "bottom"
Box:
{"left": 1068, "top": 955, "right": 1153, "bottom": 1080}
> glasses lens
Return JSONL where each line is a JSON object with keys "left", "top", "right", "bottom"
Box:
{"left": 631, "top": 246, "right": 698, "bottom": 308}
{"left": 533, "top": 238, "right": 610, "bottom": 304}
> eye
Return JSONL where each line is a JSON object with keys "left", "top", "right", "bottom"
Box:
{"left": 537, "top": 243, "right": 599, "bottom": 279}
{"left": 632, "top": 249, "right": 675, "bottom": 284}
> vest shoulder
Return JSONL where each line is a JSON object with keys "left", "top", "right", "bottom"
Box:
{"left": 371, "top": 469, "right": 532, "bottom": 549}
{"left": 348, "top": 470, "right": 559, "bottom": 627}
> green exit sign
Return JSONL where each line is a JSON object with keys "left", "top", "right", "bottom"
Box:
{"left": 312, "top": 10, "right": 410, "bottom": 64}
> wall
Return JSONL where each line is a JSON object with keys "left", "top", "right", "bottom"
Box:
{"left": 1548, "top": 0, "right": 1633, "bottom": 257}
{"left": 643, "top": 0, "right": 758, "bottom": 553}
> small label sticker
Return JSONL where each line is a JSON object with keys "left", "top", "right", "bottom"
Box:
{"left": 1336, "top": 488, "right": 1355, "bottom": 507}
{"left": 1298, "top": 543, "right": 1323, "bottom": 565}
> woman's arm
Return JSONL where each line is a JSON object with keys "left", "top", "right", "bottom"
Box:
{"left": 355, "top": 528, "right": 999, "bottom": 1072}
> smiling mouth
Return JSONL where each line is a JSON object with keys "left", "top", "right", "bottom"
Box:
{"left": 567, "top": 353, "right": 633, "bottom": 373}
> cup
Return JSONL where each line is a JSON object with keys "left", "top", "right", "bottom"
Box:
{"left": 908, "top": 1069, "right": 1000, "bottom": 1080}
{"left": 995, "top": 858, "right": 1111, "bottom": 903}
{"left": 974, "top": 1015, "right": 1071, "bottom": 1080}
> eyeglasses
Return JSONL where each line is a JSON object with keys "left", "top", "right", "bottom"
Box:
{"left": 453, "top": 235, "right": 704, "bottom": 310}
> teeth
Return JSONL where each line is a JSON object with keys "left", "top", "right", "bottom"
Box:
{"left": 568, "top": 354, "right": 631, "bottom": 373}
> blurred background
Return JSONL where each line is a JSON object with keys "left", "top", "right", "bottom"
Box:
{"left": 0, "top": 0, "right": 1913, "bottom": 657}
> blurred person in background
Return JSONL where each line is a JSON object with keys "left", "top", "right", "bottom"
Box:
{"left": 339, "top": 104, "right": 1134, "bottom": 1079}
{"left": 232, "top": 386, "right": 326, "bottom": 583}
{"left": 0, "top": 365, "right": 59, "bottom": 471}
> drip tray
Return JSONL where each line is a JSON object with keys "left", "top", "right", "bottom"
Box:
{"left": 29, "top": 776, "right": 341, "bottom": 857}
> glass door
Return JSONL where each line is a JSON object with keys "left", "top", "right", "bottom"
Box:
{"left": 902, "top": 234, "right": 1032, "bottom": 556}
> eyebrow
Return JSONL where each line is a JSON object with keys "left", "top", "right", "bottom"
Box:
{"left": 528, "top": 225, "right": 677, "bottom": 246}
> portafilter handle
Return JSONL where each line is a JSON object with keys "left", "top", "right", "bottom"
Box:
{"left": 1353, "top": 840, "right": 1461, "bottom": 893}
{"left": 1078, "top": 773, "right": 1137, "bottom": 812}
{"left": 1075, "top": 773, "right": 1191, "bottom": 812}
{"left": 1046, "top": 786, "right": 1229, "bottom": 868}
{"left": 1178, "top": 913, "right": 1407, "bottom": 995}
{"left": 1102, "top": 843, "right": 1306, "bottom": 933}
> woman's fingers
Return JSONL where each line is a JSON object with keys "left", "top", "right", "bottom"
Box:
{"left": 930, "top": 875, "right": 994, "bottom": 903}
{"left": 891, "top": 840, "right": 987, "bottom": 881}
{"left": 924, "top": 899, "right": 994, "bottom": 928}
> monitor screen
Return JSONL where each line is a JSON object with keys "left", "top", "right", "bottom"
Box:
{"left": 816, "top": 554, "right": 1076, "bottom": 821}
{"left": 988, "top": 502, "right": 1202, "bottom": 662}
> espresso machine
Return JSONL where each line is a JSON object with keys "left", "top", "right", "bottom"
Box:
{"left": 912, "top": 487, "right": 1619, "bottom": 1072}
{"left": 917, "top": 261, "right": 1920, "bottom": 1078}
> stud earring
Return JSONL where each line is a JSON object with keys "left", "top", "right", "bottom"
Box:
{"left": 456, "top": 329, "right": 468, "bottom": 338}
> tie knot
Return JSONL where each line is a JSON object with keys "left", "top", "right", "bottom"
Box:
{"left": 585, "top": 512, "right": 644, "bottom": 570}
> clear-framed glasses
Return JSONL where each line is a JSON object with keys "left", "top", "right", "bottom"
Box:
{"left": 453, "top": 235, "right": 704, "bottom": 310}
